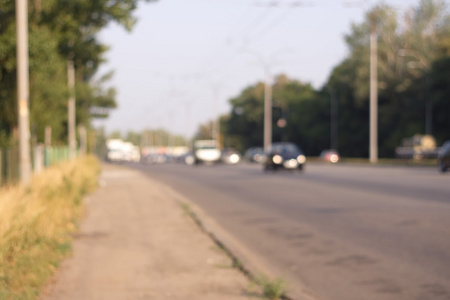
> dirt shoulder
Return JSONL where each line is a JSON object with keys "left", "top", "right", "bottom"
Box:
{"left": 40, "top": 164, "right": 255, "bottom": 300}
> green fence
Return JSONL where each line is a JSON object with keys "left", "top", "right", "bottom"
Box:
{"left": 0, "top": 146, "right": 71, "bottom": 188}
{"left": 0, "top": 147, "right": 20, "bottom": 187}
{"left": 44, "top": 146, "right": 70, "bottom": 167}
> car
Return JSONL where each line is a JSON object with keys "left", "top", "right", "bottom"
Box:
{"left": 142, "top": 153, "right": 167, "bottom": 164}
{"left": 177, "top": 152, "right": 196, "bottom": 165}
{"left": 438, "top": 140, "right": 450, "bottom": 173}
{"left": 193, "top": 140, "right": 221, "bottom": 165}
{"left": 244, "top": 147, "right": 265, "bottom": 163}
{"left": 320, "top": 149, "right": 340, "bottom": 163}
{"left": 221, "top": 148, "right": 241, "bottom": 164}
{"left": 263, "top": 142, "right": 306, "bottom": 172}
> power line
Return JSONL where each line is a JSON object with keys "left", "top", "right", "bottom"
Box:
{"left": 246, "top": 4, "right": 305, "bottom": 44}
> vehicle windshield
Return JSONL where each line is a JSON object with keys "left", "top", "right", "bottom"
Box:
{"left": 271, "top": 143, "right": 300, "bottom": 154}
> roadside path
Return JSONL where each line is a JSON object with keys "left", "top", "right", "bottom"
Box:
{"left": 40, "top": 163, "right": 254, "bottom": 300}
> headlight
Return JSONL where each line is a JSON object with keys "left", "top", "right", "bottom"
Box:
{"left": 185, "top": 156, "right": 195, "bottom": 165}
{"left": 297, "top": 155, "right": 306, "bottom": 164}
{"left": 273, "top": 155, "right": 283, "bottom": 164}
{"left": 229, "top": 154, "right": 240, "bottom": 164}
{"left": 330, "top": 154, "right": 339, "bottom": 163}
{"left": 284, "top": 159, "right": 298, "bottom": 168}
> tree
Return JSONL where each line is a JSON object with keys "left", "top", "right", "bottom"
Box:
{"left": 223, "top": 75, "right": 324, "bottom": 155}
{"left": 429, "top": 56, "right": 450, "bottom": 145}
{"left": 195, "top": 121, "right": 215, "bottom": 141}
{"left": 0, "top": 0, "right": 155, "bottom": 147}
{"left": 325, "top": 0, "right": 450, "bottom": 157}
{"left": 205, "top": 0, "right": 450, "bottom": 158}
{"left": 224, "top": 82, "right": 265, "bottom": 153}
{"left": 0, "top": 21, "right": 68, "bottom": 146}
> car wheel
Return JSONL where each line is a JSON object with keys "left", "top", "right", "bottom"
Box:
{"left": 185, "top": 156, "right": 195, "bottom": 165}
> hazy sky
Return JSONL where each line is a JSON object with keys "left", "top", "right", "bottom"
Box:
{"left": 96, "top": 0, "right": 422, "bottom": 138}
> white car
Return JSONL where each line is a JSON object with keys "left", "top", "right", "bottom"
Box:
{"left": 193, "top": 140, "right": 221, "bottom": 165}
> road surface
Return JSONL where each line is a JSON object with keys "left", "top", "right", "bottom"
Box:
{"left": 130, "top": 161, "right": 450, "bottom": 300}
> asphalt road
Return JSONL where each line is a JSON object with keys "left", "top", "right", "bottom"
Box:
{"left": 130, "top": 161, "right": 450, "bottom": 300}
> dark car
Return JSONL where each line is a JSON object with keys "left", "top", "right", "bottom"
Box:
{"left": 320, "top": 149, "right": 340, "bottom": 163}
{"left": 438, "top": 140, "right": 450, "bottom": 173}
{"left": 177, "top": 152, "right": 195, "bottom": 165}
{"left": 263, "top": 142, "right": 306, "bottom": 171}
{"left": 244, "top": 147, "right": 265, "bottom": 163}
{"left": 221, "top": 148, "right": 241, "bottom": 165}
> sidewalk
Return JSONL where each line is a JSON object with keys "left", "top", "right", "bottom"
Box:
{"left": 40, "top": 163, "right": 256, "bottom": 300}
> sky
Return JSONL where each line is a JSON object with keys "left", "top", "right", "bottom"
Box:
{"left": 95, "top": 0, "right": 423, "bottom": 138}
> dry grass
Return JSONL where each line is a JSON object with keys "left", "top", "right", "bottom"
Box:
{"left": 0, "top": 155, "right": 100, "bottom": 300}
{"left": 256, "top": 274, "right": 287, "bottom": 300}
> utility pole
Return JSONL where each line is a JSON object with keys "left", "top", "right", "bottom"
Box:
{"left": 329, "top": 87, "right": 338, "bottom": 151}
{"left": 344, "top": 1, "right": 378, "bottom": 163}
{"left": 369, "top": 12, "right": 378, "bottom": 163}
{"left": 398, "top": 49, "right": 431, "bottom": 135}
{"left": 181, "top": 100, "right": 194, "bottom": 148}
{"left": 210, "top": 83, "right": 223, "bottom": 148}
{"left": 16, "top": 0, "right": 32, "bottom": 185}
{"left": 211, "top": 85, "right": 219, "bottom": 142}
{"left": 242, "top": 49, "right": 291, "bottom": 152}
{"left": 78, "top": 125, "right": 87, "bottom": 156}
{"left": 45, "top": 126, "right": 52, "bottom": 147}
{"left": 242, "top": 51, "right": 272, "bottom": 152}
{"left": 264, "top": 74, "right": 273, "bottom": 152}
{"left": 67, "top": 59, "right": 76, "bottom": 159}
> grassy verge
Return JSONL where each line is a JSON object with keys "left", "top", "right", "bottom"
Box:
{"left": 0, "top": 155, "right": 100, "bottom": 300}
{"left": 307, "top": 156, "right": 438, "bottom": 167}
{"left": 256, "top": 274, "right": 288, "bottom": 300}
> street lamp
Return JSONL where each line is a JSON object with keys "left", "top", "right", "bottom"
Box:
{"left": 327, "top": 86, "right": 338, "bottom": 151}
{"left": 16, "top": 0, "right": 32, "bottom": 184}
{"left": 180, "top": 99, "right": 194, "bottom": 147}
{"left": 242, "top": 48, "right": 291, "bottom": 152}
{"left": 398, "top": 49, "right": 432, "bottom": 135}
{"left": 67, "top": 58, "right": 76, "bottom": 160}
{"left": 344, "top": 1, "right": 378, "bottom": 163}
{"left": 209, "top": 82, "right": 222, "bottom": 144}
{"left": 370, "top": 11, "right": 378, "bottom": 163}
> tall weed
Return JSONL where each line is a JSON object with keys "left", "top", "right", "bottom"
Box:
{"left": 0, "top": 155, "right": 100, "bottom": 300}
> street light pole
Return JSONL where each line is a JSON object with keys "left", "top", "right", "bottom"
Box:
{"left": 16, "top": 0, "right": 32, "bottom": 184}
{"left": 398, "top": 49, "right": 431, "bottom": 135}
{"left": 242, "top": 47, "right": 294, "bottom": 151}
{"left": 209, "top": 81, "right": 227, "bottom": 148}
{"left": 329, "top": 87, "right": 338, "bottom": 151}
{"left": 67, "top": 59, "right": 76, "bottom": 159}
{"left": 369, "top": 12, "right": 378, "bottom": 163}
{"left": 211, "top": 84, "right": 220, "bottom": 142}
{"left": 264, "top": 73, "right": 273, "bottom": 152}
{"left": 344, "top": 1, "right": 378, "bottom": 163}
{"left": 181, "top": 100, "right": 194, "bottom": 147}
{"left": 241, "top": 50, "right": 278, "bottom": 152}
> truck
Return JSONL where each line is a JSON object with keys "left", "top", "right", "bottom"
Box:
{"left": 193, "top": 140, "right": 221, "bottom": 165}
{"left": 395, "top": 134, "right": 439, "bottom": 159}
{"left": 106, "top": 139, "right": 140, "bottom": 162}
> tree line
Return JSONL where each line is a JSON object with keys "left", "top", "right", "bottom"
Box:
{"left": 1, "top": 0, "right": 448, "bottom": 160}
{"left": 198, "top": 0, "right": 449, "bottom": 158}
{"left": 0, "top": 0, "right": 157, "bottom": 148}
